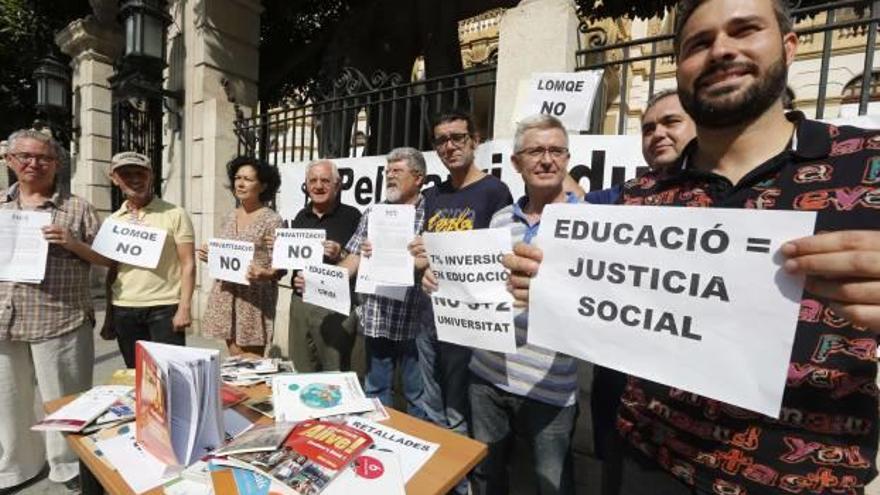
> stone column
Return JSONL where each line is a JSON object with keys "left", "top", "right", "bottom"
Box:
{"left": 167, "top": 0, "right": 263, "bottom": 339}
{"left": 492, "top": 0, "right": 581, "bottom": 139}
{"left": 56, "top": 16, "right": 123, "bottom": 217}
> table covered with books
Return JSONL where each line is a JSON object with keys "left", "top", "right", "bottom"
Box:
{"left": 44, "top": 349, "right": 487, "bottom": 495}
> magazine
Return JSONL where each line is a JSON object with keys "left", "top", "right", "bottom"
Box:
{"left": 33, "top": 385, "right": 132, "bottom": 432}
{"left": 243, "top": 397, "right": 275, "bottom": 418}
{"left": 215, "top": 422, "right": 297, "bottom": 456}
{"left": 217, "top": 419, "right": 373, "bottom": 495}
{"left": 135, "top": 341, "right": 224, "bottom": 466}
{"left": 80, "top": 390, "right": 136, "bottom": 434}
{"left": 272, "top": 372, "right": 374, "bottom": 422}
{"left": 222, "top": 384, "right": 250, "bottom": 408}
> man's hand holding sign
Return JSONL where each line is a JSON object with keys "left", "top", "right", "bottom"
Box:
{"left": 783, "top": 230, "right": 880, "bottom": 331}
{"left": 422, "top": 228, "right": 517, "bottom": 354}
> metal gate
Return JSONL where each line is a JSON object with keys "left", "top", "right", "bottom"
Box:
{"left": 233, "top": 65, "right": 497, "bottom": 166}
{"left": 575, "top": 0, "right": 880, "bottom": 134}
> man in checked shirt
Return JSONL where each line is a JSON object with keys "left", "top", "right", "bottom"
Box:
{"left": 0, "top": 129, "right": 110, "bottom": 493}
{"left": 337, "top": 147, "right": 429, "bottom": 418}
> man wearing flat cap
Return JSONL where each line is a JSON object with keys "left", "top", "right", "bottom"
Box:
{"left": 104, "top": 151, "right": 196, "bottom": 367}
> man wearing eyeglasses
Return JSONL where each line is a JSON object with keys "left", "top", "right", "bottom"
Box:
{"left": 468, "top": 114, "right": 579, "bottom": 494}
{"left": 0, "top": 130, "right": 109, "bottom": 493}
{"left": 408, "top": 110, "right": 512, "bottom": 461}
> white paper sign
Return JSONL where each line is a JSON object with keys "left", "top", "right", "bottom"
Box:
{"left": 303, "top": 263, "right": 351, "bottom": 315}
{"left": 423, "top": 228, "right": 512, "bottom": 303}
{"left": 344, "top": 417, "right": 440, "bottom": 482}
{"left": 92, "top": 220, "right": 168, "bottom": 269}
{"left": 432, "top": 296, "right": 517, "bottom": 354}
{"left": 367, "top": 204, "right": 416, "bottom": 286}
{"left": 529, "top": 204, "right": 816, "bottom": 417}
{"left": 278, "top": 135, "right": 648, "bottom": 215}
{"left": 271, "top": 228, "right": 325, "bottom": 269}
{"left": 208, "top": 238, "right": 255, "bottom": 286}
{"left": 0, "top": 210, "right": 50, "bottom": 283}
{"left": 523, "top": 71, "right": 603, "bottom": 132}
{"left": 355, "top": 256, "right": 409, "bottom": 302}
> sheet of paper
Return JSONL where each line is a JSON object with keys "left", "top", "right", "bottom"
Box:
{"left": 367, "top": 204, "right": 416, "bottom": 286}
{"left": 529, "top": 204, "right": 816, "bottom": 417}
{"left": 344, "top": 417, "right": 439, "bottom": 482}
{"left": 96, "top": 429, "right": 178, "bottom": 494}
{"left": 355, "top": 255, "right": 409, "bottom": 302}
{"left": 423, "top": 228, "right": 512, "bottom": 303}
{"left": 208, "top": 238, "right": 255, "bottom": 286}
{"left": 303, "top": 263, "right": 351, "bottom": 315}
{"left": 92, "top": 219, "right": 168, "bottom": 269}
{"left": 271, "top": 228, "right": 325, "bottom": 270}
{"left": 0, "top": 210, "right": 51, "bottom": 283}
{"left": 431, "top": 296, "right": 517, "bottom": 354}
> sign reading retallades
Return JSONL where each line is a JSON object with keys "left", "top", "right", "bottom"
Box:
{"left": 92, "top": 220, "right": 168, "bottom": 269}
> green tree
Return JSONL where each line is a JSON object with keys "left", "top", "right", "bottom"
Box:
{"left": 0, "top": 0, "right": 90, "bottom": 139}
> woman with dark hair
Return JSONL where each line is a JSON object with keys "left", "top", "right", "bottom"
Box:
{"left": 198, "top": 156, "right": 283, "bottom": 355}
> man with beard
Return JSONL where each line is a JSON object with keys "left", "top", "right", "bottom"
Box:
{"left": 338, "top": 148, "right": 429, "bottom": 418}
{"left": 503, "top": 0, "right": 880, "bottom": 493}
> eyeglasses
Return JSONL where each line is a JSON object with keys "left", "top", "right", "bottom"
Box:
{"left": 385, "top": 168, "right": 419, "bottom": 178}
{"left": 8, "top": 152, "right": 56, "bottom": 165}
{"left": 517, "top": 146, "right": 569, "bottom": 159}
{"left": 432, "top": 132, "right": 470, "bottom": 148}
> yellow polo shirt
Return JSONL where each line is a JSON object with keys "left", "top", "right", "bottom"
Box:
{"left": 110, "top": 197, "right": 195, "bottom": 307}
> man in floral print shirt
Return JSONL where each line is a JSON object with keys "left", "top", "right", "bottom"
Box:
{"left": 504, "top": 0, "right": 880, "bottom": 493}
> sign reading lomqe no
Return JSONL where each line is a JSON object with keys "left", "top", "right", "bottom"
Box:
{"left": 92, "top": 220, "right": 168, "bottom": 269}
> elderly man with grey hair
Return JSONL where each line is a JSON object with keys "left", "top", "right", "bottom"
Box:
{"left": 287, "top": 159, "right": 361, "bottom": 372}
{"left": 338, "top": 147, "right": 428, "bottom": 418}
{"left": 469, "top": 114, "right": 579, "bottom": 495}
{"left": 0, "top": 130, "right": 109, "bottom": 493}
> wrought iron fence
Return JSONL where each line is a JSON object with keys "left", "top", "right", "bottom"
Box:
{"left": 576, "top": 0, "right": 880, "bottom": 134}
{"left": 234, "top": 65, "right": 497, "bottom": 166}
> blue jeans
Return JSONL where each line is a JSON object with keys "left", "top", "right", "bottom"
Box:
{"left": 415, "top": 327, "right": 471, "bottom": 435}
{"left": 113, "top": 304, "right": 185, "bottom": 368}
{"left": 469, "top": 375, "right": 577, "bottom": 495}
{"left": 364, "top": 336, "right": 426, "bottom": 419}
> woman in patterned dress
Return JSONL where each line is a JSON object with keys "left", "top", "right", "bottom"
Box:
{"left": 198, "top": 157, "right": 282, "bottom": 355}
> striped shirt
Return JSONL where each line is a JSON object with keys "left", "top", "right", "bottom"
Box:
{"left": 469, "top": 194, "right": 579, "bottom": 408}
{"left": 0, "top": 184, "right": 100, "bottom": 341}
{"left": 345, "top": 195, "right": 427, "bottom": 341}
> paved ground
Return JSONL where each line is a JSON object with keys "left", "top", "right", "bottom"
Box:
{"left": 11, "top": 300, "right": 877, "bottom": 494}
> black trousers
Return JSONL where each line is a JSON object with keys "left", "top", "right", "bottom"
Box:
{"left": 113, "top": 304, "right": 186, "bottom": 368}
{"left": 602, "top": 432, "right": 695, "bottom": 495}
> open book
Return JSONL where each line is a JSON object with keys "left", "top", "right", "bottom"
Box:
{"left": 135, "top": 342, "right": 224, "bottom": 466}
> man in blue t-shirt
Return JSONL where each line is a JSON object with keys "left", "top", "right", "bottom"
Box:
{"left": 409, "top": 110, "right": 512, "bottom": 455}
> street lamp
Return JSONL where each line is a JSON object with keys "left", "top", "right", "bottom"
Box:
{"left": 112, "top": 0, "right": 175, "bottom": 97}
{"left": 33, "top": 54, "right": 71, "bottom": 120}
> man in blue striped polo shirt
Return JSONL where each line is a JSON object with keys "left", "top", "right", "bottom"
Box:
{"left": 469, "top": 114, "right": 578, "bottom": 495}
